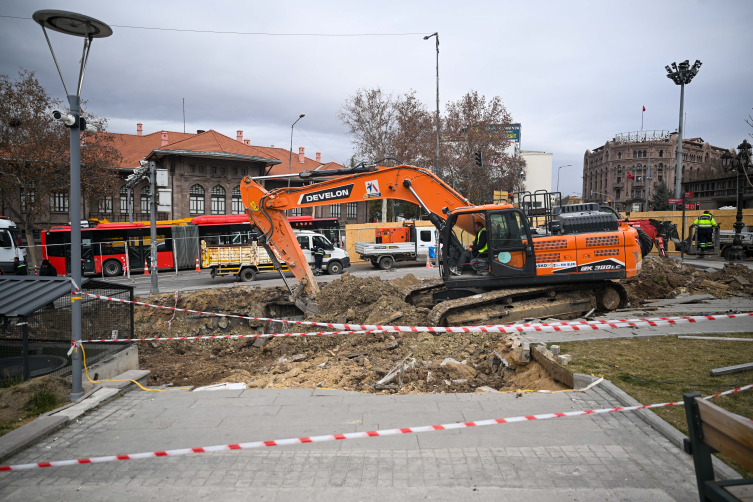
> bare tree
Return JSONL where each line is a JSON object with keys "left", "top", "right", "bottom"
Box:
{"left": 339, "top": 87, "right": 396, "bottom": 222}
{"left": 0, "top": 70, "right": 120, "bottom": 266}
{"left": 442, "top": 90, "right": 525, "bottom": 204}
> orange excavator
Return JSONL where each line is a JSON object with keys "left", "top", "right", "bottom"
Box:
{"left": 240, "top": 164, "right": 642, "bottom": 326}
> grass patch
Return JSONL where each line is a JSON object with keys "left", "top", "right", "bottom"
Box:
{"left": 559, "top": 332, "right": 753, "bottom": 477}
{"left": 24, "top": 387, "right": 60, "bottom": 417}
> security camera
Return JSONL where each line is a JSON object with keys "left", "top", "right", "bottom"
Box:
{"left": 79, "top": 117, "right": 98, "bottom": 134}
{"left": 52, "top": 110, "right": 76, "bottom": 126}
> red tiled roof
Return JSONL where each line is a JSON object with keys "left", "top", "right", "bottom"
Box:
{"left": 251, "top": 146, "right": 345, "bottom": 175}
{"left": 107, "top": 129, "right": 344, "bottom": 173}
{"left": 110, "top": 131, "right": 195, "bottom": 168}
{"left": 151, "top": 130, "right": 279, "bottom": 162}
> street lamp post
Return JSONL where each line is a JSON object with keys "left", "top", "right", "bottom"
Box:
{"left": 423, "top": 33, "right": 439, "bottom": 176}
{"left": 665, "top": 60, "right": 702, "bottom": 198}
{"left": 721, "top": 140, "right": 752, "bottom": 261}
{"left": 33, "top": 10, "right": 112, "bottom": 401}
{"left": 288, "top": 114, "right": 305, "bottom": 189}
{"left": 556, "top": 164, "right": 572, "bottom": 194}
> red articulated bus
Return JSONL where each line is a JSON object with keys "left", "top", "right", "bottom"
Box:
{"left": 42, "top": 215, "right": 341, "bottom": 276}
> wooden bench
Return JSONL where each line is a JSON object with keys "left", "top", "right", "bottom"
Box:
{"left": 683, "top": 392, "right": 753, "bottom": 501}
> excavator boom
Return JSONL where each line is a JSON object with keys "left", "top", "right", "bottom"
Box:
{"left": 240, "top": 165, "right": 474, "bottom": 297}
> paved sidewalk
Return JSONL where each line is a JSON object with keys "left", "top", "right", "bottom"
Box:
{"left": 0, "top": 386, "right": 700, "bottom": 501}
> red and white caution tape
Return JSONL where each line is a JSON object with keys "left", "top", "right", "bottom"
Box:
{"left": 79, "top": 290, "right": 753, "bottom": 334}
{"left": 2, "top": 383, "right": 750, "bottom": 472}
{"left": 78, "top": 329, "right": 393, "bottom": 343}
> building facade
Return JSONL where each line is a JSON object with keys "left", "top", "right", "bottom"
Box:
{"left": 519, "top": 150, "right": 553, "bottom": 194}
{"left": 582, "top": 131, "right": 729, "bottom": 212}
{"left": 2, "top": 125, "right": 371, "bottom": 234}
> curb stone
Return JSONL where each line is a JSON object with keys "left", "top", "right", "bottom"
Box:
{"left": 575, "top": 373, "right": 741, "bottom": 481}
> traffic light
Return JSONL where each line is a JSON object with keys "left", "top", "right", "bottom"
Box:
{"left": 475, "top": 150, "right": 483, "bottom": 167}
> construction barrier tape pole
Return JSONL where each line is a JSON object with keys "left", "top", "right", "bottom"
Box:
{"left": 1, "top": 383, "right": 750, "bottom": 472}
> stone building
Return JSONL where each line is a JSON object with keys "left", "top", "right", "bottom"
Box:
{"left": 582, "top": 131, "right": 728, "bottom": 212}
{"left": 2, "top": 125, "right": 371, "bottom": 233}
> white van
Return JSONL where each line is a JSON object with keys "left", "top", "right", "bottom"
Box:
{"left": 0, "top": 217, "right": 24, "bottom": 273}
{"left": 294, "top": 230, "right": 350, "bottom": 274}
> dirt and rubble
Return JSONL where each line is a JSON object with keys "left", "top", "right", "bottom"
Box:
{"left": 135, "top": 273, "right": 566, "bottom": 394}
{"left": 133, "top": 260, "right": 753, "bottom": 394}
{"left": 623, "top": 257, "right": 753, "bottom": 303}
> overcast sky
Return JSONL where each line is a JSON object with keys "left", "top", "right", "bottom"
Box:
{"left": 2, "top": 0, "right": 752, "bottom": 197}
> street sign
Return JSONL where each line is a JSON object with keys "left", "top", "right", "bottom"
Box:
{"left": 685, "top": 203, "right": 695, "bottom": 210}
{"left": 685, "top": 192, "right": 693, "bottom": 198}
{"left": 668, "top": 198, "right": 683, "bottom": 205}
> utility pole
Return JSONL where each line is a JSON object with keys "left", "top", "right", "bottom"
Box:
{"left": 149, "top": 161, "right": 159, "bottom": 295}
{"left": 665, "top": 60, "right": 702, "bottom": 198}
{"left": 423, "top": 33, "right": 440, "bottom": 176}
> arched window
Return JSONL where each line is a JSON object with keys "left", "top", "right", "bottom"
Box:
{"left": 637, "top": 163, "right": 642, "bottom": 172}
{"left": 618, "top": 152, "right": 622, "bottom": 159}
{"left": 633, "top": 150, "right": 637, "bottom": 158}
{"left": 140, "top": 185, "right": 151, "bottom": 213}
{"left": 231, "top": 186, "right": 242, "bottom": 214}
{"left": 659, "top": 150, "right": 663, "bottom": 157}
{"left": 658, "top": 163, "right": 663, "bottom": 170}
{"left": 643, "top": 150, "right": 647, "bottom": 158}
{"left": 211, "top": 185, "right": 226, "bottom": 215}
{"left": 190, "top": 184, "right": 205, "bottom": 214}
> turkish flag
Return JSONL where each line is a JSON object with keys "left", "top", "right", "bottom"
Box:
{"left": 627, "top": 171, "right": 635, "bottom": 180}
{"left": 642, "top": 106, "right": 646, "bottom": 112}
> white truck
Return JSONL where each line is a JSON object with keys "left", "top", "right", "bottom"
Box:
{"left": 719, "top": 225, "right": 753, "bottom": 260}
{"left": 355, "top": 222, "right": 439, "bottom": 270}
{"left": 0, "top": 217, "right": 25, "bottom": 274}
{"left": 202, "top": 230, "right": 350, "bottom": 282}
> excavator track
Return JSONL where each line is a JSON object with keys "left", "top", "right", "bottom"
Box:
{"left": 403, "top": 280, "right": 628, "bottom": 327}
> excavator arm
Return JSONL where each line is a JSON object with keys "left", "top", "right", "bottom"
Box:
{"left": 240, "top": 165, "right": 473, "bottom": 298}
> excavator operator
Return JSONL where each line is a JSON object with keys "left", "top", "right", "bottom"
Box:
{"left": 450, "top": 221, "right": 487, "bottom": 275}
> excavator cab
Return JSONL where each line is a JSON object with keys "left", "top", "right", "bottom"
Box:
{"left": 441, "top": 205, "right": 537, "bottom": 287}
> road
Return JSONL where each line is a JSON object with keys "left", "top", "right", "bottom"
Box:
{"left": 90, "top": 262, "right": 440, "bottom": 297}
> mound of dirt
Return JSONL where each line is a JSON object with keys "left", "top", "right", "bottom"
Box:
{"left": 0, "top": 376, "right": 70, "bottom": 426}
{"left": 622, "top": 257, "right": 753, "bottom": 303}
{"left": 135, "top": 273, "right": 567, "bottom": 394}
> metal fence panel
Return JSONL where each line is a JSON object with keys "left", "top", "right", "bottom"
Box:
{"left": 0, "top": 280, "right": 133, "bottom": 386}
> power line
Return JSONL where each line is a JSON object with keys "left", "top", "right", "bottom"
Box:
{"left": 295, "top": 127, "right": 342, "bottom": 166}
{"left": 1, "top": 15, "right": 428, "bottom": 37}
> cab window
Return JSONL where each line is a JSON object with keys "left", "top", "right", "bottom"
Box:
{"left": 420, "top": 230, "right": 432, "bottom": 242}
{"left": 297, "top": 236, "right": 310, "bottom": 250}
{"left": 312, "top": 235, "right": 333, "bottom": 250}
{"left": 490, "top": 211, "right": 525, "bottom": 248}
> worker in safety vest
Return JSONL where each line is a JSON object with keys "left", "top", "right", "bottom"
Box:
{"left": 13, "top": 257, "right": 27, "bottom": 275}
{"left": 693, "top": 210, "right": 718, "bottom": 259}
{"left": 450, "top": 221, "right": 487, "bottom": 276}
{"left": 312, "top": 245, "right": 325, "bottom": 275}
